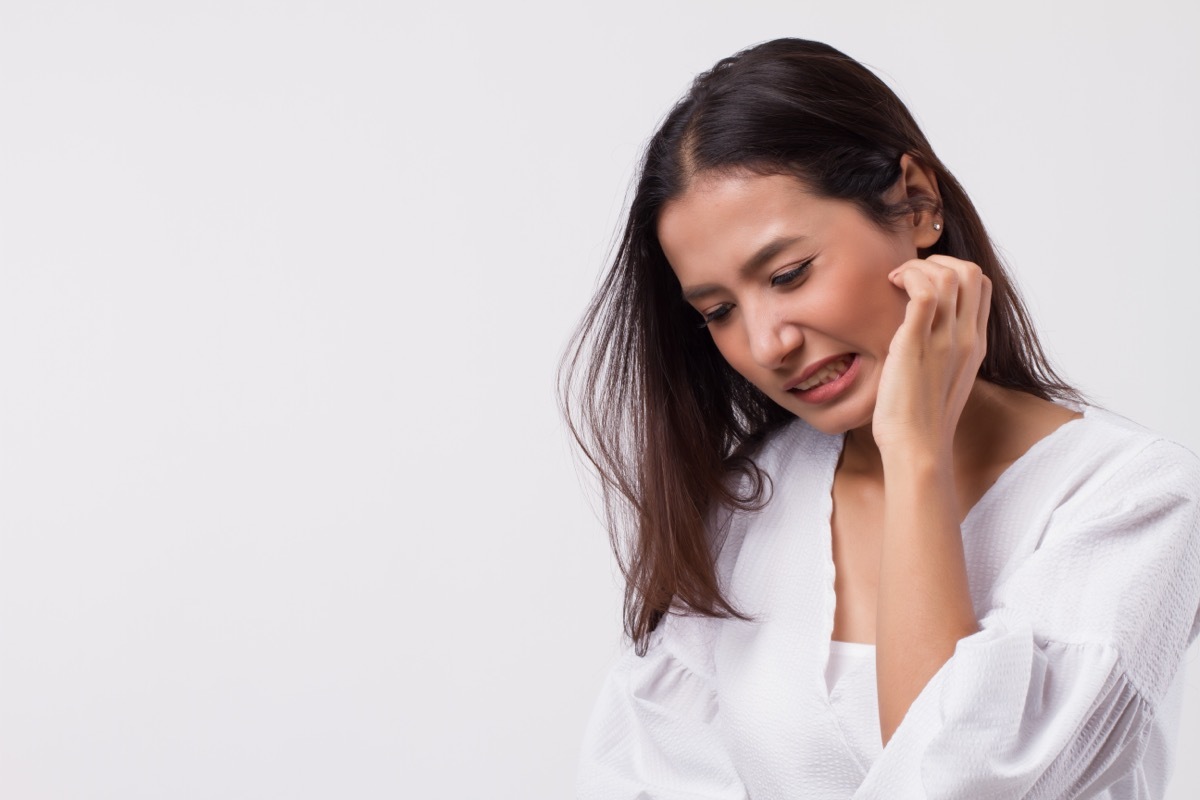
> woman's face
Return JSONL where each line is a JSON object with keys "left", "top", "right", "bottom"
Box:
{"left": 657, "top": 171, "right": 933, "bottom": 436}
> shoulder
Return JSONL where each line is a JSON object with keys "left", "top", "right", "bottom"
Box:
{"left": 712, "top": 415, "right": 835, "bottom": 532}
{"left": 708, "top": 417, "right": 836, "bottom": 580}
{"left": 1060, "top": 404, "right": 1200, "bottom": 503}
{"left": 737, "top": 416, "right": 835, "bottom": 479}
{"left": 1022, "top": 403, "right": 1200, "bottom": 576}
{"left": 1052, "top": 405, "right": 1200, "bottom": 553}
{"left": 1009, "top": 401, "right": 1200, "bottom": 525}
{"left": 990, "top": 405, "right": 1200, "bottom": 700}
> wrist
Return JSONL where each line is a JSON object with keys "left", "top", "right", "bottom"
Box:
{"left": 881, "top": 449, "right": 955, "bottom": 508}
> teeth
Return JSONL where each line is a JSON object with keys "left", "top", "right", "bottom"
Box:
{"left": 797, "top": 356, "right": 852, "bottom": 391}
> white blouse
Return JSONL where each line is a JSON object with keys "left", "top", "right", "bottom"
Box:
{"left": 825, "top": 640, "right": 875, "bottom": 695}
{"left": 577, "top": 402, "right": 1200, "bottom": 798}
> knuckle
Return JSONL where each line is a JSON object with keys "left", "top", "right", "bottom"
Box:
{"left": 935, "top": 269, "right": 959, "bottom": 288}
{"left": 931, "top": 273, "right": 960, "bottom": 292}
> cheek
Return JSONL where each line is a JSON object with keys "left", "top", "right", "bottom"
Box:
{"left": 850, "top": 274, "right": 908, "bottom": 343}
{"left": 710, "top": 330, "right": 766, "bottom": 383}
{"left": 877, "top": 291, "right": 909, "bottom": 334}
{"left": 709, "top": 330, "right": 745, "bottom": 369}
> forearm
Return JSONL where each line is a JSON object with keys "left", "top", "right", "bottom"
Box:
{"left": 876, "top": 452, "right": 979, "bottom": 745}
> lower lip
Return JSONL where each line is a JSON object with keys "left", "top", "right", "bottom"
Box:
{"left": 789, "top": 354, "right": 861, "bottom": 404}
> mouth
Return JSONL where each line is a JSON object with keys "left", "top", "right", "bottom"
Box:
{"left": 786, "top": 353, "right": 860, "bottom": 404}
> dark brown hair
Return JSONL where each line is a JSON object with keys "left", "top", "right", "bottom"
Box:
{"left": 559, "top": 38, "right": 1081, "bottom": 655}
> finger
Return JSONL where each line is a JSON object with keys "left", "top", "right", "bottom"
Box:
{"left": 888, "top": 265, "right": 939, "bottom": 342}
{"left": 976, "top": 274, "right": 992, "bottom": 348}
{"left": 924, "top": 255, "right": 972, "bottom": 268}
{"left": 945, "top": 259, "right": 981, "bottom": 329}
{"left": 927, "top": 256, "right": 988, "bottom": 353}
{"left": 898, "top": 259, "right": 958, "bottom": 341}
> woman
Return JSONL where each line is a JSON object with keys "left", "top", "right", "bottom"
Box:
{"left": 562, "top": 38, "right": 1200, "bottom": 798}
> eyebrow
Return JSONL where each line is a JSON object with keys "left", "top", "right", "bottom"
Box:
{"left": 680, "top": 235, "right": 808, "bottom": 303}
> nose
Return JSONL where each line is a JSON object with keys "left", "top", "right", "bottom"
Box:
{"left": 745, "top": 308, "right": 803, "bottom": 371}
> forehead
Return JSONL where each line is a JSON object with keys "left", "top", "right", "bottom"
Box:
{"left": 657, "top": 173, "right": 836, "bottom": 276}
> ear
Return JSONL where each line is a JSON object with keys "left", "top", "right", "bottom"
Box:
{"left": 893, "top": 153, "right": 943, "bottom": 249}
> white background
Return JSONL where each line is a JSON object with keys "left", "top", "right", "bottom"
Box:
{"left": 1, "top": 1, "right": 1198, "bottom": 798}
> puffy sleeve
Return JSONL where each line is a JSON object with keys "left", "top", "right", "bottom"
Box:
{"left": 576, "top": 611, "right": 748, "bottom": 800}
{"left": 856, "top": 438, "right": 1200, "bottom": 799}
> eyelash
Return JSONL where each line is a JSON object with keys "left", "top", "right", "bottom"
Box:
{"left": 771, "top": 260, "right": 812, "bottom": 287}
{"left": 696, "top": 260, "right": 813, "bottom": 328}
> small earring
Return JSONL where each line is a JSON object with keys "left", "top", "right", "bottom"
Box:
{"left": 932, "top": 221, "right": 942, "bottom": 231}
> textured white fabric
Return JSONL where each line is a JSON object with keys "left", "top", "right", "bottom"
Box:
{"left": 577, "top": 402, "right": 1200, "bottom": 799}
{"left": 825, "top": 641, "right": 875, "bottom": 695}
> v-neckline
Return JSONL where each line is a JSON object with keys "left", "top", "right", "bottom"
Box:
{"left": 820, "top": 399, "right": 1090, "bottom": 647}
{"left": 814, "top": 401, "right": 1091, "bottom": 775}
{"left": 953, "top": 400, "right": 1088, "bottom": 528}
{"left": 831, "top": 399, "right": 1089, "bottom": 531}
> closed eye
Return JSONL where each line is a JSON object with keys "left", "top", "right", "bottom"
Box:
{"left": 697, "top": 304, "right": 733, "bottom": 328}
{"left": 770, "top": 260, "right": 813, "bottom": 287}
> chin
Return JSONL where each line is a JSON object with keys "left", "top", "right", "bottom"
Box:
{"left": 791, "top": 402, "right": 874, "bottom": 437}
{"left": 806, "top": 418, "right": 861, "bottom": 437}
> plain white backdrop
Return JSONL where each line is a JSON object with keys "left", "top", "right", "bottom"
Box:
{"left": 1, "top": 1, "right": 1197, "bottom": 798}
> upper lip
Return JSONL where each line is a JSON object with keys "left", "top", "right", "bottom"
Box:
{"left": 784, "top": 353, "right": 855, "bottom": 392}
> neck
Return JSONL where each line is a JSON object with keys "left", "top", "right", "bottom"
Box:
{"left": 840, "top": 379, "right": 1007, "bottom": 476}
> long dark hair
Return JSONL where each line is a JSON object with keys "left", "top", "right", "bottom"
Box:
{"left": 560, "top": 38, "right": 1081, "bottom": 655}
